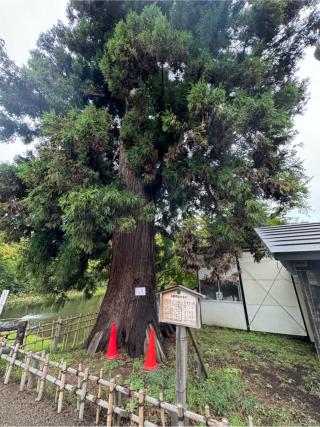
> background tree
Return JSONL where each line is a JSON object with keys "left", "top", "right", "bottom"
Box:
{"left": 0, "top": 0, "right": 319, "bottom": 356}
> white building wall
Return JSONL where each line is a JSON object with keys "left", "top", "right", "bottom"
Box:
{"left": 239, "top": 252, "right": 307, "bottom": 336}
{"left": 201, "top": 300, "right": 247, "bottom": 330}
{"left": 199, "top": 252, "right": 307, "bottom": 337}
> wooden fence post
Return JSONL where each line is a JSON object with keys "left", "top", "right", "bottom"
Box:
{"left": 72, "top": 315, "right": 82, "bottom": 349}
{"left": 20, "top": 351, "right": 32, "bottom": 391}
{"left": 4, "top": 345, "right": 14, "bottom": 380}
{"left": 138, "top": 390, "right": 145, "bottom": 427}
{"left": 36, "top": 354, "right": 49, "bottom": 401}
{"left": 115, "top": 374, "right": 122, "bottom": 426}
{"left": 55, "top": 359, "right": 63, "bottom": 403}
{"left": 27, "top": 355, "right": 39, "bottom": 390}
{"left": 76, "top": 363, "right": 83, "bottom": 411}
{"left": 159, "top": 390, "right": 166, "bottom": 427}
{"left": 4, "top": 342, "right": 19, "bottom": 384}
{"left": 129, "top": 384, "right": 134, "bottom": 427}
{"left": 51, "top": 318, "right": 62, "bottom": 352}
{"left": 37, "top": 350, "right": 45, "bottom": 392}
{"left": 57, "top": 362, "right": 67, "bottom": 414}
{"left": 79, "top": 367, "right": 89, "bottom": 422}
{"left": 205, "top": 405, "right": 210, "bottom": 426}
{"left": 106, "top": 378, "right": 115, "bottom": 427}
{"left": 95, "top": 368, "right": 104, "bottom": 426}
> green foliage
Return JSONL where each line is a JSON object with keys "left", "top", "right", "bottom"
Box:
{"left": 155, "top": 234, "right": 197, "bottom": 290}
{"left": 100, "top": 5, "right": 191, "bottom": 98}
{"left": 0, "top": 1, "right": 318, "bottom": 295}
{"left": 60, "top": 186, "right": 145, "bottom": 253}
{"left": 0, "top": 232, "right": 29, "bottom": 294}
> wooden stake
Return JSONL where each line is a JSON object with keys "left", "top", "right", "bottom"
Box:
{"left": 57, "top": 362, "right": 67, "bottom": 414}
{"left": 115, "top": 374, "right": 123, "bottom": 426}
{"left": 37, "top": 350, "right": 45, "bottom": 392}
{"left": 95, "top": 368, "right": 103, "bottom": 426}
{"left": 76, "top": 363, "right": 83, "bottom": 411}
{"left": 55, "top": 359, "right": 63, "bottom": 403}
{"left": 106, "top": 378, "right": 115, "bottom": 427}
{"left": 4, "top": 345, "right": 14, "bottom": 380}
{"left": 4, "top": 342, "right": 19, "bottom": 384}
{"left": 248, "top": 415, "right": 254, "bottom": 427}
{"left": 27, "top": 355, "right": 39, "bottom": 390}
{"left": 187, "top": 328, "right": 208, "bottom": 380}
{"left": 129, "top": 385, "right": 134, "bottom": 427}
{"left": 205, "top": 405, "right": 210, "bottom": 426}
{"left": 138, "top": 390, "right": 145, "bottom": 427}
{"left": 51, "top": 318, "right": 62, "bottom": 352}
{"left": 62, "top": 323, "right": 68, "bottom": 350}
{"left": 20, "top": 351, "right": 32, "bottom": 391}
{"left": 36, "top": 355, "right": 49, "bottom": 401}
{"left": 79, "top": 367, "right": 89, "bottom": 422}
{"left": 72, "top": 315, "right": 82, "bottom": 349}
{"left": 159, "top": 390, "right": 166, "bottom": 427}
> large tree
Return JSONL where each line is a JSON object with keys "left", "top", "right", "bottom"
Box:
{"left": 0, "top": 1, "right": 319, "bottom": 356}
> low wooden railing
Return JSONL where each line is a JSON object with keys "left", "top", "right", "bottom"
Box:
{"left": 0, "top": 340, "right": 228, "bottom": 427}
{"left": 0, "top": 312, "right": 98, "bottom": 352}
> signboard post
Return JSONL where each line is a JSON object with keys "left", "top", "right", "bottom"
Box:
{"left": 176, "top": 324, "right": 188, "bottom": 426}
{"left": 158, "top": 286, "right": 205, "bottom": 426}
{"left": 0, "top": 289, "right": 10, "bottom": 316}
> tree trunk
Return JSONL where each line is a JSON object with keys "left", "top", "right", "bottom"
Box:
{"left": 87, "top": 143, "right": 159, "bottom": 357}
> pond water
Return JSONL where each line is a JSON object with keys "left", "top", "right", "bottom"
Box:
{"left": 0, "top": 293, "right": 103, "bottom": 324}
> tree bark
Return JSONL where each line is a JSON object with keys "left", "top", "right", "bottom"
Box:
{"left": 87, "top": 143, "right": 159, "bottom": 357}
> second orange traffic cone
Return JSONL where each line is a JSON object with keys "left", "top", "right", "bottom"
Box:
{"left": 105, "top": 322, "right": 119, "bottom": 359}
{"left": 143, "top": 327, "right": 158, "bottom": 370}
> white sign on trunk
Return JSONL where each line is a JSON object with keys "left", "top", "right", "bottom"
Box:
{"left": 135, "top": 287, "right": 146, "bottom": 296}
{"left": 0, "top": 289, "right": 10, "bottom": 315}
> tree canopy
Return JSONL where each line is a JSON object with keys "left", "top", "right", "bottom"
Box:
{"left": 0, "top": 0, "right": 319, "bottom": 297}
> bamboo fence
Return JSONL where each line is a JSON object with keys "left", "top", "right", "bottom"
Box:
{"left": 14, "top": 312, "right": 98, "bottom": 352}
{"left": 0, "top": 340, "right": 228, "bottom": 427}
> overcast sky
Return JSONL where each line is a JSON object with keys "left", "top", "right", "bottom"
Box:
{"left": 0, "top": 0, "right": 319, "bottom": 222}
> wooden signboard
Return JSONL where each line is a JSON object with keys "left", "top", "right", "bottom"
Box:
{"left": 158, "top": 286, "right": 205, "bottom": 425}
{"left": 159, "top": 286, "right": 203, "bottom": 329}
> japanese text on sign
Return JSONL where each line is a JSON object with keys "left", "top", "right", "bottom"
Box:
{"left": 161, "top": 291, "right": 198, "bottom": 328}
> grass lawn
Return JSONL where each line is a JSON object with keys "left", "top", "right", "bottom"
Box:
{"left": 1, "top": 326, "right": 319, "bottom": 425}
{"left": 48, "top": 326, "right": 320, "bottom": 426}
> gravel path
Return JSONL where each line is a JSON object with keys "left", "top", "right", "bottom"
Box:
{"left": 0, "top": 381, "right": 85, "bottom": 426}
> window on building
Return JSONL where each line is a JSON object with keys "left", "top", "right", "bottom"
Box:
{"left": 200, "top": 275, "right": 242, "bottom": 301}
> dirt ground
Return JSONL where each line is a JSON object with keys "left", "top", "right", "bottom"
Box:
{"left": 0, "top": 381, "right": 84, "bottom": 426}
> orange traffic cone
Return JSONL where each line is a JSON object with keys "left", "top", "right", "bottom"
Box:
{"left": 143, "top": 327, "right": 158, "bottom": 370}
{"left": 105, "top": 322, "right": 119, "bottom": 359}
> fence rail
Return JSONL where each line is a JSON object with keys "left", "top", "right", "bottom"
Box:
{"left": 0, "top": 312, "right": 98, "bottom": 352}
{"left": 0, "top": 340, "right": 228, "bottom": 427}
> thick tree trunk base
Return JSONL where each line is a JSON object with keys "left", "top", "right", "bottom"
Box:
{"left": 87, "top": 280, "right": 158, "bottom": 357}
{"left": 87, "top": 141, "right": 162, "bottom": 358}
{"left": 87, "top": 219, "right": 160, "bottom": 358}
